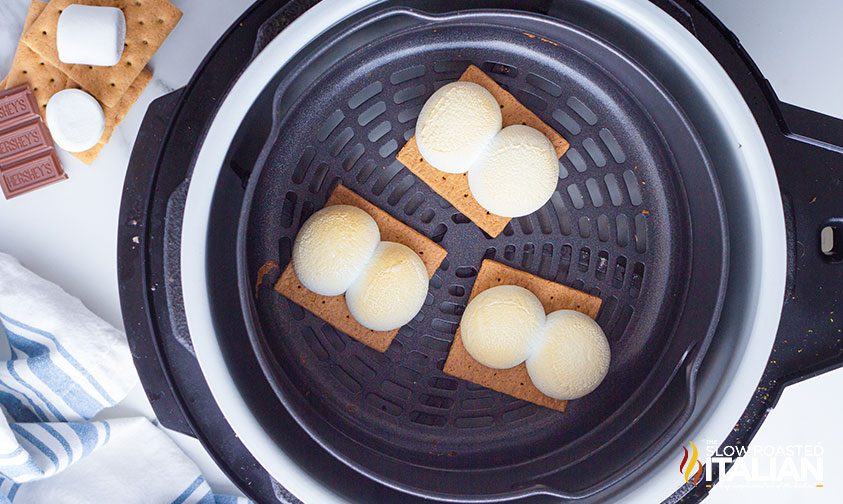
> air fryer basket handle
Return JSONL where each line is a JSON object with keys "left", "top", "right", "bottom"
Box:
{"left": 770, "top": 103, "right": 843, "bottom": 388}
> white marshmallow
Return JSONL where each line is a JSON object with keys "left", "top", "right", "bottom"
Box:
{"left": 45, "top": 89, "right": 105, "bottom": 153}
{"left": 415, "top": 82, "right": 502, "bottom": 174}
{"left": 292, "top": 205, "right": 380, "bottom": 297}
{"left": 468, "top": 125, "right": 560, "bottom": 217}
{"left": 345, "top": 242, "right": 428, "bottom": 332}
{"left": 526, "top": 310, "right": 611, "bottom": 400}
{"left": 460, "top": 285, "right": 545, "bottom": 369}
{"left": 57, "top": 5, "right": 126, "bottom": 66}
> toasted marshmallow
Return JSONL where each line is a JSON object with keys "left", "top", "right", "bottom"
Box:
{"left": 416, "top": 82, "right": 502, "bottom": 174}
{"left": 468, "top": 125, "right": 559, "bottom": 217}
{"left": 526, "top": 310, "right": 610, "bottom": 400}
{"left": 345, "top": 241, "right": 428, "bottom": 331}
{"left": 292, "top": 205, "right": 380, "bottom": 296}
{"left": 460, "top": 285, "right": 546, "bottom": 369}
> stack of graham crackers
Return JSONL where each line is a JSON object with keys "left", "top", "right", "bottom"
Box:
{"left": 0, "top": 0, "right": 181, "bottom": 164}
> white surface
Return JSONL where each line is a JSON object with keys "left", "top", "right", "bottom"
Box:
{"left": 706, "top": 367, "right": 843, "bottom": 504}
{"left": 705, "top": 0, "right": 843, "bottom": 121}
{"left": 0, "top": 0, "right": 838, "bottom": 503}
{"left": 46, "top": 89, "right": 106, "bottom": 152}
{"left": 56, "top": 5, "right": 126, "bottom": 67}
{"left": 181, "top": 2, "right": 787, "bottom": 504}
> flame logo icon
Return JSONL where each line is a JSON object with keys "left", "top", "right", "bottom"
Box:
{"left": 679, "top": 441, "right": 705, "bottom": 485}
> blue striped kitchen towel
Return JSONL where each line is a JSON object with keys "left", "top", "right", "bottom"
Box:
{"left": 0, "top": 252, "right": 249, "bottom": 504}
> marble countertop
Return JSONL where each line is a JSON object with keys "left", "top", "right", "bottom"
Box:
{"left": 0, "top": 0, "right": 840, "bottom": 502}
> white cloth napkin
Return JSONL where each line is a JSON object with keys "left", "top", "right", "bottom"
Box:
{"left": 0, "top": 252, "right": 248, "bottom": 503}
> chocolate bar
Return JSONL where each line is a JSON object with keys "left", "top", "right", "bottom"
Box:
{"left": 0, "top": 85, "right": 66, "bottom": 199}
{"left": 0, "top": 86, "right": 38, "bottom": 130}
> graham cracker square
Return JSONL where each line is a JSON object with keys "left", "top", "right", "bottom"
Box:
{"left": 396, "top": 64, "right": 569, "bottom": 238}
{"left": 4, "top": 1, "right": 69, "bottom": 112}
{"left": 443, "top": 260, "right": 602, "bottom": 412}
{"left": 22, "top": 0, "right": 181, "bottom": 108}
{"left": 275, "top": 185, "right": 448, "bottom": 352}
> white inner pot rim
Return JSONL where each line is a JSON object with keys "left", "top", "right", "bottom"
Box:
{"left": 180, "top": 0, "right": 787, "bottom": 502}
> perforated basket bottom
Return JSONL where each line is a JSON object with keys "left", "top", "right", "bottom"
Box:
{"left": 242, "top": 10, "right": 719, "bottom": 490}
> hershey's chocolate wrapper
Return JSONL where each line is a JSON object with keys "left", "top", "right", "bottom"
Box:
{"left": 0, "top": 85, "right": 66, "bottom": 199}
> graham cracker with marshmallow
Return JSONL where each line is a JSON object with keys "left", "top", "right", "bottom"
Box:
{"left": 275, "top": 184, "right": 447, "bottom": 352}
{"left": 22, "top": 0, "right": 180, "bottom": 108}
{"left": 71, "top": 67, "right": 151, "bottom": 163}
{"left": 443, "top": 260, "right": 602, "bottom": 412}
{"left": 396, "top": 65, "right": 569, "bottom": 238}
{"left": 6, "top": 0, "right": 153, "bottom": 163}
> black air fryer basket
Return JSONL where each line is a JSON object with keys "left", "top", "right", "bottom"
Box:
{"left": 118, "top": 1, "right": 843, "bottom": 502}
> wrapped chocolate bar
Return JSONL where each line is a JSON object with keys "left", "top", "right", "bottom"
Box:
{"left": 0, "top": 85, "right": 66, "bottom": 199}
